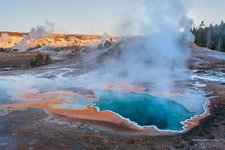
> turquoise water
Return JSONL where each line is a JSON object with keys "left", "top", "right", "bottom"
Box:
{"left": 0, "top": 138, "right": 9, "bottom": 148}
{"left": 0, "top": 88, "right": 10, "bottom": 104}
{"left": 94, "top": 91, "right": 195, "bottom": 130}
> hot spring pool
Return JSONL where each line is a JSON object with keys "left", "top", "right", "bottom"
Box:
{"left": 94, "top": 91, "right": 195, "bottom": 130}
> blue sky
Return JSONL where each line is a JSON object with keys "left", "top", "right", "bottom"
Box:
{"left": 0, "top": 0, "right": 224, "bottom": 34}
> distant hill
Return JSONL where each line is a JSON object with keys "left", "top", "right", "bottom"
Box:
{"left": 0, "top": 31, "right": 101, "bottom": 37}
{"left": 0, "top": 31, "right": 102, "bottom": 50}
{"left": 0, "top": 31, "right": 28, "bottom": 36}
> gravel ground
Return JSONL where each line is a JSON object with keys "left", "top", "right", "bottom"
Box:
{"left": 0, "top": 46, "right": 225, "bottom": 150}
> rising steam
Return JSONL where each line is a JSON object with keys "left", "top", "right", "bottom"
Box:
{"left": 84, "top": 0, "right": 195, "bottom": 96}
{"left": 113, "top": 0, "right": 194, "bottom": 93}
{"left": 13, "top": 21, "right": 55, "bottom": 52}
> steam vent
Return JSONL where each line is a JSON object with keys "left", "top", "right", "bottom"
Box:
{"left": 1, "top": 0, "right": 225, "bottom": 149}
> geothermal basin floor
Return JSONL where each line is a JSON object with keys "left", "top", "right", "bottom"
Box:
{"left": 0, "top": 47, "right": 225, "bottom": 149}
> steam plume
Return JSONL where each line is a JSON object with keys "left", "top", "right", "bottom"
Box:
{"left": 86, "top": 0, "right": 195, "bottom": 95}
{"left": 13, "top": 21, "right": 55, "bottom": 52}
{"left": 117, "top": 0, "right": 194, "bottom": 94}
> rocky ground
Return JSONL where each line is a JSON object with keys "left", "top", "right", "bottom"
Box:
{"left": 0, "top": 43, "right": 225, "bottom": 150}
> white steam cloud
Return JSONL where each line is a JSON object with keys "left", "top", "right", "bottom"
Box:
{"left": 83, "top": 0, "right": 195, "bottom": 95}
{"left": 13, "top": 21, "right": 55, "bottom": 52}
{"left": 29, "top": 21, "right": 55, "bottom": 39}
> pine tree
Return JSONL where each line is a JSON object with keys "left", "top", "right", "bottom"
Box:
{"left": 192, "top": 20, "right": 225, "bottom": 52}
{"left": 30, "top": 58, "right": 36, "bottom": 67}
